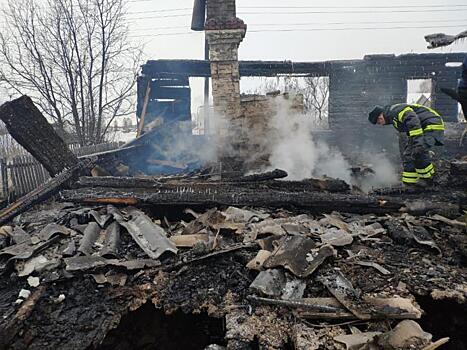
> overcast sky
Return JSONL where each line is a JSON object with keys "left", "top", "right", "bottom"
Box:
{"left": 1, "top": 0, "right": 466, "bottom": 111}
{"left": 126, "top": 0, "right": 467, "bottom": 61}
{"left": 124, "top": 0, "right": 466, "bottom": 106}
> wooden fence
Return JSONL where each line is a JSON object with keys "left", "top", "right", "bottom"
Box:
{"left": 0, "top": 142, "right": 121, "bottom": 202}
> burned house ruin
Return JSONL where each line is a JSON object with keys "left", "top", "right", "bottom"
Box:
{"left": 0, "top": 0, "right": 466, "bottom": 349}
{"left": 137, "top": 53, "right": 466, "bottom": 162}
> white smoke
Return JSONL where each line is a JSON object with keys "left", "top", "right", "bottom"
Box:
{"left": 357, "top": 153, "right": 400, "bottom": 192}
{"left": 259, "top": 98, "right": 352, "bottom": 183}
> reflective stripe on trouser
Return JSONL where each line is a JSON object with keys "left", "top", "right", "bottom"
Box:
{"left": 402, "top": 171, "right": 419, "bottom": 184}
{"left": 399, "top": 133, "right": 433, "bottom": 184}
{"left": 416, "top": 163, "right": 435, "bottom": 179}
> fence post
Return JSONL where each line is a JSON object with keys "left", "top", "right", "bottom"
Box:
{"left": 0, "top": 158, "right": 8, "bottom": 201}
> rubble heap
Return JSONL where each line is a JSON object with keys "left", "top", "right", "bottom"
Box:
{"left": 0, "top": 172, "right": 466, "bottom": 349}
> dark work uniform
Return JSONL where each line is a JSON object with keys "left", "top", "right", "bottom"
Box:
{"left": 459, "top": 56, "right": 467, "bottom": 118}
{"left": 383, "top": 103, "right": 445, "bottom": 184}
{"left": 441, "top": 56, "right": 467, "bottom": 118}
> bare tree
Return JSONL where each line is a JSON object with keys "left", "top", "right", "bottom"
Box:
{"left": 0, "top": 0, "right": 142, "bottom": 145}
{"left": 276, "top": 76, "right": 330, "bottom": 121}
{"left": 244, "top": 76, "right": 330, "bottom": 126}
{"left": 302, "top": 76, "right": 329, "bottom": 121}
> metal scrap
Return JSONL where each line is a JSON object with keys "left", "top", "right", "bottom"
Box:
{"left": 317, "top": 269, "right": 375, "bottom": 320}
{"left": 321, "top": 213, "right": 350, "bottom": 232}
{"left": 222, "top": 206, "right": 269, "bottom": 222}
{"left": 118, "top": 209, "right": 177, "bottom": 259}
{"left": 320, "top": 228, "right": 353, "bottom": 246}
{"left": 17, "top": 255, "right": 49, "bottom": 277}
{"left": 64, "top": 255, "right": 161, "bottom": 271}
{"left": 249, "top": 269, "right": 286, "bottom": 297}
{"left": 91, "top": 273, "right": 127, "bottom": 286}
{"left": 263, "top": 235, "right": 318, "bottom": 278}
{"left": 247, "top": 295, "right": 344, "bottom": 313}
{"left": 37, "top": 224, "right": 72, "bottom": 241}
{"left": 62, "top": 240, "right": 77, "bottom": 257}
{"left": 100, "top": 221, "right": 121, "bottom": 258}
{"left": 413, "top": 233, "right": 442, "bottom": 255}
{"left": 89, "top": 210, "right": 112, "bottom": 228}
{"left": 10, "top": 227, "right": 29, "bottom": 244}
{"left": 304, "top": 245, "right": 337, "bottom": 277}
{"left": 354, "top": 261, "right": 391, "bottom": 275}
{"left": 281, "top": 278, "right": 306, "bottom": 300}
{"left": 77, "top": 222, "right": 101, "bottom": 256}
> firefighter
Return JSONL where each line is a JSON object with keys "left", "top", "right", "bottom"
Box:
{"left": 368, "top": 103, "right": 445, "bottom": 186}
{"left": 441, "top": 55, "right": 467, "bottom": 120}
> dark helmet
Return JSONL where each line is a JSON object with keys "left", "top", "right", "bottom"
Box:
{"left": 368, "top": 105, "right": 384, "bottom": 124}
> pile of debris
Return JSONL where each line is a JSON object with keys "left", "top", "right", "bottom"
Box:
{"left": 1, "top": 190, "right": 466, "bottom": 349}
{"left": 0, "top": 96, "right": 466, "bottom": 349}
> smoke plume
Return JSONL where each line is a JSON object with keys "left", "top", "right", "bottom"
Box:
{"left": 257, "top": 98, "right": 352, "bottom": 182}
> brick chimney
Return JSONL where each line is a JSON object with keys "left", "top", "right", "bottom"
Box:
{"left": 204, "top": 0, "right": 246, "bottom": 169}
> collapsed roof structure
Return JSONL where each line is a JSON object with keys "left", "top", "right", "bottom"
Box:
{"left": 0, "top": 1, "right": 466, "bottom": 349}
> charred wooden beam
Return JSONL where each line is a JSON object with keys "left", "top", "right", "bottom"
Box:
{"left": 78, "top": 176, "right": 163, "bottom": 188}
{"left": 228, "top": 169, "right": 288, "bottom": 182}
{"left": 61, "top": 186, "right": 407, "bottom": 214}
{"left": 0, "top": 96, "right": 78, "bottom": 176}
{"left": 77, "top": 175, "right": 350, "bottom": 193}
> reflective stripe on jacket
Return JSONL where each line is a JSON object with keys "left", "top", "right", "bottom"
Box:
{"left": 384, "top": 103, "right": 444, "bottom": 137}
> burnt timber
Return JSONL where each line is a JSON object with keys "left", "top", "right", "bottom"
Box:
{"left": 61, "top": 175, "right": 466, "bottom": 215}
{"left": 0, "top": 96, "right": 79, "bottom": 176}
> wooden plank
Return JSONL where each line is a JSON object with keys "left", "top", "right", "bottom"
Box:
{"left": 1, "top": 142, "right": 118, "bottom": 201}
{"left": 151, "top": 78, "right": 189, "bottom": 88}
{"left": 146, "top": 100, "right": 191, "bottom": 119}
{"left": 12, "top": 160, "right": 21, "bottom": 198}
{"left": 137, "top": 82, "right": 151, "bottom": 137}
{"left": 21, "top": 157, "right": 31, "bottom": 195}
{"left": 61, "top": 186, "right": 408, "bottom": 215}
{"left": 170, "top": 234, "right": 209, "bottom": 248}
{"left": 0, "top": 159, "right": 93, "bottom": 225}
{"left": 0, "top": 158, "right": 8, "bottom": 200}
{"left": 31, "top": 162, "right": 43, "bottom": 189}
{"left": 23, "top": 156, "right": 36, "bottom": 193}
{"left": 7, "top": 161, "right": 16, "bottom": 198}
{"left": 21, "top": 156, "right": 31, "bottom": 194}
{"left": 18, "top": 156, "right": 28, "bottom": 194}
{"left": 31, "top": 161, "right": 41, "bottom": 186}
{"left": 39, "top": 164, "right": 49, "bottom": 184}
{"left": 150, "top": 87, "right": 191, "bottom": 100}
{"left": 15, "top": 157, "right": 27, "bottom": 197}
